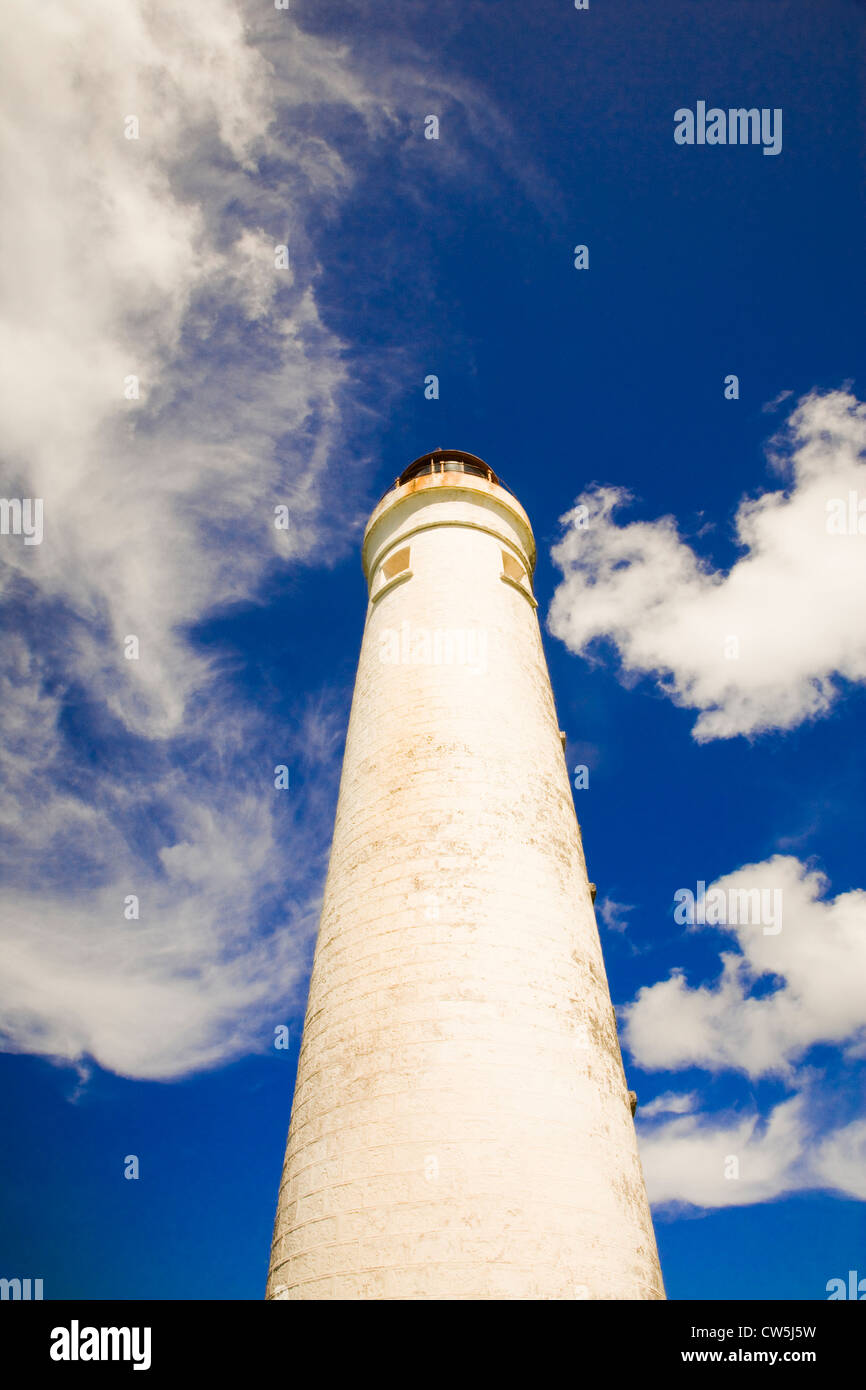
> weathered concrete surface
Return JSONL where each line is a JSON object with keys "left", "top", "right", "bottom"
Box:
{"left": 267, "top": 471, "right": 665, "bottom": 1301}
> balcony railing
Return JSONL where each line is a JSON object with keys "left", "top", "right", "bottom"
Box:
{"left": 376, "top": 449, "right": 516, "bottom": 504}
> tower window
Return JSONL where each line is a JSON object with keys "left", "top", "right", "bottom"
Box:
{"left": 372, "top": 545, "right": 413, "bottom": 603}
{"left": 501, "top": 551, "right": 525, "bottom": 585}
{"left": 500, "top": 549, "right": 537, "bottom": 608}
{"left": 382, "top": 546, "right": 411, "bottom": 581}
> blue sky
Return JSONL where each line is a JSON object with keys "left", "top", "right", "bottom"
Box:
{"left": 1, "top": 0, "right": 865, "bottom": 1300}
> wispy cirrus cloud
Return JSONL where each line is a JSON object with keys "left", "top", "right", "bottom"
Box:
{"left": 638, "top": 1090, "right": 698, "bottom": 1120}
{"left": 0, "top": 0, "right": 528, "bottom": 1081}
{"left": 598, "top": 896, "right": 634, "bottom": 933}
{"left": 0, "top": 626, "right": 348, "bottom": 1079}
{"left": 0, "top": 0, "right": 374, "bottom": 739}
{"left": 0, "top": 0, "right": 375, "bottom": 1080}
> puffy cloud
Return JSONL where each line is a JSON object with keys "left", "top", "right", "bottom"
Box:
{"left": 624, "top": 854, "right": 866, "bottom": 1209}
{"left": 638, "top": 1093, "right": 866, "bottom": 1211}
{"left": 639, "top": 1095, "right": 808, "bottom": 1209}
{"left": 813, "top": 1119, "right": 866, "bottom": 1201}
{"left": 548, "top": 389, "right": 866, "bottom": 741}
{"left": 624, "top": 855, "right": 866, "bottom": 1078}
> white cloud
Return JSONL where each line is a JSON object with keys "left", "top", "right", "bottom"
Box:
{"left": 548, "top": 389, "right": 866, "bottom": 741}
{"left": 638, "top": 1092, "right": 866, "bottom": 1211}
{"left": 0, "top": 1, "right": 435, "bottom": 1080}
{"left": 813, "top": 1119, "right": 866, "bottom": 1201}
{"left": 0, "top": 0, "right": 539, "bottom": 1084}
{"left": 639, "top": 1095, "right": 808, "bottom": 1209}
{"left": 0, "top": 630, "right": 346, "bottom": 1079}
{"left": 0, "top": 0, "right": 379, "bottom": 739}
{"left": 762, "top": 388, "right": 794, "bottom": 413}
{"left": 624, "top": 853, "right": 866, "bottom": 1211}
{"left": 0, "top": 833, "right": 314, "bottom": 1082}
{"left": 624, "top": 855, "right": 866, "bottom": 1078}
{"left": 638, "top": 1090, "right": 698, "bottom": 1119}
{"left": 598, "top": 897, "right": 634, "bottom": 933}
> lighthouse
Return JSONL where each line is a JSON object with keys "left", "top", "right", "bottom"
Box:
{"left": 267, "top": 450, "right": 665, "bottom": 1300}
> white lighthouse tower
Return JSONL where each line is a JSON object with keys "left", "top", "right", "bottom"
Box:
{"left": 267, "top": 450, "right": 664, "bottom": 1301}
